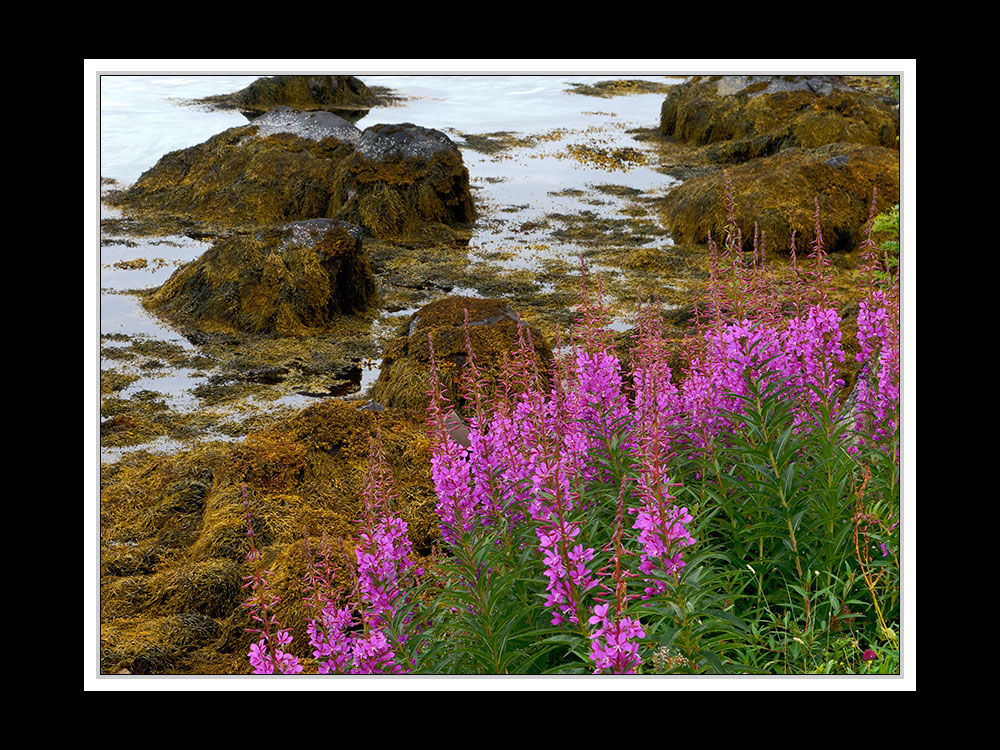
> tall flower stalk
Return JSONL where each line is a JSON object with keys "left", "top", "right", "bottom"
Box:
{"left": 242, "top": 483, "right": 302, "bottom": 675}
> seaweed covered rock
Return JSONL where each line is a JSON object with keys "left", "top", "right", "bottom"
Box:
{"left": 146, "top": 219, "right": 376, "bottom": 335}
{"left": 659, "top": 144, "right": 899, "bottom": 254}
{"left": 106, "top": 113, "right": 476, "bottom": 242}
{"left": 372, "top": 296, "right": 551, "bottom": 413}
{"left": 659, "top": 75, "right": 899, "bottom": 164}
{"left": 199, "top": 75, "right": 381, "bottom": 120}
{"left": 99, "top": 399, "right": 435, "bottom": 674}
{"left": 106, "top": 108, "right": 362, "bottom": 231}
{"left": 329, "top": 123, "right": 476, "bottom": 241}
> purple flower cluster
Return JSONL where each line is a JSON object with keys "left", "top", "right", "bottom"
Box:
{"left": 588, "top": 603, "right": 645, "bottom": 674}
{"left": 855, "top": 289, "right": 900, "bottom": 446}
{"left": 248, "top": 629, "right": 303, "bottom": 675}
{"left": 307, "top": 603, "right": 354, "bottom": 674}
{"left": 409, "top": 199, "right": 900, "bottom": 674}
{"left": 356, "top": 515, "right": 419, "bottom": 630}
{"left": 306, "top": 602, "right": 403, "bottom": 674}
{"left": 537, "top": 523, "right": 597, "bottom": 626}
{"left": 631, "top": 501, "right": 694, "bottom": 598}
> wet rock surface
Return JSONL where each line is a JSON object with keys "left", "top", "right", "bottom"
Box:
{"left": 249, "top": 106, "right": 363, "bottom": 144}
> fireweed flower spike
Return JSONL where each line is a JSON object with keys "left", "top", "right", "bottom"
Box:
{"left": 241, "top": 483, "right": 302, "bottom": 675}
{"left": 457, "top": 308, "right": 507, "bottom": 526}
{"left": 853, "top": 189, "right": 900, "bottom": 450}
{"left": 589, "top": 483, "right": 646, "bottom": 674}
{"left": 351, "top": 426, "right": 421, "bottom": 673}
{"left": 427, "top": 332, "right": 477, "bottom": 545}
{"left": 302, "top": 532, "right": 359, "bottom": 674}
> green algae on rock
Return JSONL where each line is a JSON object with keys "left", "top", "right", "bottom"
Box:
{"left": 659, "top": 145, "right": 900, "bottom": 254}
{"left": 193, "top": 74, "right": 393, "bottom": 121}
{"left": 659, "top": 75, "right": 899, "bottom": 165}
{"left": 372, "top": 296, "right": 552, "bottom": 414}
{"left": 145, "top": 219, "right": 376, "bottom": 336}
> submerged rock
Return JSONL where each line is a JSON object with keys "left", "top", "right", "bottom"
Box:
{"left": 146, "top": 219, "right": 376, "bottom": 335}
{"left": 372, "top": 296, "right": 551, "bottom": 413}
{"left": 659, "top": 144, "right": 900, "bottom": 254}
{"left": 659, "top": 75, "right": 899, "bottom": 164}
{"left": 196, "top": 75, "right": 382, "bottom": 121}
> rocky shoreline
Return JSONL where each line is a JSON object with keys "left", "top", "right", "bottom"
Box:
{"left": 98, "top": 74, "right": 900, "bottom": 674}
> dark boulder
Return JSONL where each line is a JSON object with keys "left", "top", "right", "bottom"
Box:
{"left": 198, "top": 75, "right": 381, "bottom": 121}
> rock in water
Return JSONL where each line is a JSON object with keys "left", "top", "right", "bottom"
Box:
{"left": 659, "top": 144, "right": 899, "bottom": 254}
{"left": 106, "top": 115, "right": 475, "bottom": 241}
{"left": 145, "top": 219, "right": 376, "bottom": 335}
{"left": 106, "top": 110, "right": 361, "bottom": 231}
{"left": 198, "top": 75, "right": 382, "bottom": 121}
{"left": 330, "top": 122, "right": 476, "bottom": 241}
{"left": 659, "top": 75, "right": 899, "bottom": 164}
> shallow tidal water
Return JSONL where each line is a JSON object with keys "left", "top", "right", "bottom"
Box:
{"left": 97, "top": 73, "right": 688, "bottom": 460}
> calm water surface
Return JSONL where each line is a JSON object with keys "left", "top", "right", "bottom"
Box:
{"left": 98, "top": 74, "right": 683, "bottom": 458}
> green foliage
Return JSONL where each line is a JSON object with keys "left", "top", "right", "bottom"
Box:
{"left": 403, "top": 375, "right": 900, "bottom": 674}
{"left": 404, "top": 510, "right": 578, "bottom": 675}
{"left": 871, "top": 203, "right": 900, "bottom": 282}
{"left": 666, "top": 374, "right": 900, "bottom": 674}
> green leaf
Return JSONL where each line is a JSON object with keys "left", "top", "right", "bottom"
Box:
{"left": 701, "top": 649, "right": 728, "bottom": 674}
{"left": 700, "top": 608, "right": 750, "bottom": 633}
